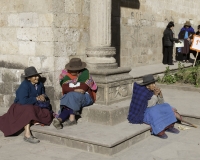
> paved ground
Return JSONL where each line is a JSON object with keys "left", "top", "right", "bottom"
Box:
{"left": 0, "top": 123, "right": 199, "bottom": 160}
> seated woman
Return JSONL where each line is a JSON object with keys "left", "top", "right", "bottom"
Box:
{"left": 53, "top": 58, "right": 97, "bottom": 129}
{"left": 0, "top": 67, "right": 53, "bottom": 143}
{"left": 127, "top": 74, "right": 179, "bottom": 139}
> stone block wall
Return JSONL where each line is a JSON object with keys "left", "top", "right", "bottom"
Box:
{"left": 0, "top": 0, "right": 90, "bottom": 110}
{"left": 112, "top": 0, "right": 200, "bottom": 67}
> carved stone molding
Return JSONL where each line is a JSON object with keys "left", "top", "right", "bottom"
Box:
{"left": 86, "top": 47, "right": 116, "bottom": 57}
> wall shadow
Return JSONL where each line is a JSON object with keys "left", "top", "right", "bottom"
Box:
{"left": 111, "top": 0, "right": 140, "bottom": 66}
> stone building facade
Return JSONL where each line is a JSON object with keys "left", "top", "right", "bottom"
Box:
{"left": 0, "top": 0, "right": 200, "bottom": 110}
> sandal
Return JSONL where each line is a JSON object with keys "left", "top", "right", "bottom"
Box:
{"left": 24, "top": 136, "right": 40, "bottom": 144}
{"left": 63, "top": 119, "right": 77, "bottom": 126}
{"left": 52, "top": 118, "right": 63, "bottom": 130}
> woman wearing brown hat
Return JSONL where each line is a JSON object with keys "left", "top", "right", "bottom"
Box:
{"left": 52, "top": 58, "right": 97, "bottom": 129}
{"left": 0, "top": 66, "right": 53, "bottom": 143}
{"left": 177, "top": 21, "right": 195, "bottom": 62}
{"left": 128, "top": 74, "right": 179, "bottom": 139}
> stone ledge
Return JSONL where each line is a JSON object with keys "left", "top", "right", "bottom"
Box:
{"left": 31, "top": 121, "right": 150, "bottom": 155}
{"left": 158, "top": 83, "right": 200, "bottom": 93}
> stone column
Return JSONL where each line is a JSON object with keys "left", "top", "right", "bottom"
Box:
{"left": 86, "top": 0, "right": 117, "bottom": 69}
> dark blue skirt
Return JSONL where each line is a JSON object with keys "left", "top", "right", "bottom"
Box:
{"left": 60, "top": 92, "right": 93, "bottom": 111}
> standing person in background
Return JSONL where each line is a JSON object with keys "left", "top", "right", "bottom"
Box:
{"left": 163, "top": 21, "right": 180, "bottom": 65}
{"left": 178, "top": 21, "right": 195, "bottom": 63}
{"left": 195, "top": 25, "right": 200, "bottom": 36}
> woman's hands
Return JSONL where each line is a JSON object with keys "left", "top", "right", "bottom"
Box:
{"left": 74, "top": 89, "right": 85, "bottom": 94}
{"left": 36, "top": 94, "right": 46, "bottom": 101}
{"left": 153, "top": 86, "right": 163, "bottom": 98}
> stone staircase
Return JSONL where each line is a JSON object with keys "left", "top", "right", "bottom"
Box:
{"left": 1, "top": 63, "right": 200, "bottom": 156}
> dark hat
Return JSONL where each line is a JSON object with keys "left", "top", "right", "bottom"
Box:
{"left": 65, "top": 58, "right": 86, "bottom": 71}
{"left": 140, "top": 74, "right": 157, "bottom": 86}
{"left": 167, "top": 21, "right": 174, "bottom": 28}
{"left": 23, "top": 66, "right": 42, "bottom": 78}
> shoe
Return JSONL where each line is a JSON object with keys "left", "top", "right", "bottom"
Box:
{"left": 74, "top": 111, "right": 80, "bottom": 116}
{"left": 182, "top": 60, "right": 185, "bottom": 63}
{"left": 157, "top": 133, "right": 168, "bottom": 139}
{"left": 168, "top": 63, "right": 174, "bottom": 65}
{"left": 24, "top": 136, "right": 40, "bottom": 144}
{"left": 63, "top": 119, "right": 77, "bottom": 126}
{"left": 186, "top": 60, "right": 189, "bottom": 63}
{"left": 52, "top": 118, "right": 63, "bottom": 130}
{"left": 166, "top": 127, "right": 180, "bottom": 134}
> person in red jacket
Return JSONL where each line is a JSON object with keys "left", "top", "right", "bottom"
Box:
{"left": 53, "top": 58, "right": 97, "bottom": 129}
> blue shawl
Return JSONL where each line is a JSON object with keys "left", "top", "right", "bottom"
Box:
{"left": 180, "top": 27, "right": 195, "bottom": 33}
{"left": 127, "top": 83, "right": 153, "bottom": 124}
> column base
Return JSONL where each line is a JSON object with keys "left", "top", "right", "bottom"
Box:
{"left": 86, "top": 47, "right": 118, "bottom": 69}
{"left": 90, "top": 67, "right": 134, "bottom": 105}
{"left": 86, "top": 62, "right": 118, "bottom": 69}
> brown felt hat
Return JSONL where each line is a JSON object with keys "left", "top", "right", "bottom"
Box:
{"left": 184, "top": 21, "right": 191, "bottom": 26}
{"left": 65, "top": 58, "right": 86, "bottom": 71}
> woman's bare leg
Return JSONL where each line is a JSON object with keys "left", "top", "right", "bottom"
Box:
{"left": 24, "top": 123, "right": 31, "bottom": 138}
{"left": 69, "top": 114, "right": 75, "bottom": 121}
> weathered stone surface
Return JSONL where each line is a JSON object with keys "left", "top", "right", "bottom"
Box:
{"left": 89, "top": 67, "right": 133, "bottom": 105}
{"left": 0, "top": 28, "right": 17, "bottom": 41}
{"left": 0, "top": 41, "right": 19, "bottom": 55}
{"left": 17, "top": 28, "right": 37, "bottom": 41}
{"left": 8, "top": 14, "right": 19, "bottom": 27}
{"left": 19, "top": 41, "right": 36, "bottom": 55}
{"left": 0, "top": 13, "right": 7, "bottom": 27}
{"left": 37, "top": 28, "right": 54, "bottom": 41}
{"left": 69, "top": 14, "right": 80, "bottom": 28}
{"left": 54, "top": 13, "right": 69, "bottom": 28}
{"left": 3, "top": 95, "right": 15, "bottom": 108}
{"left": 23, "top": 0, "right": 53, "bottom": 12}
{"left": 35, "top": 42, "right": 54, "bottom": 57}
{"left": 31, "top": 121, "right": 150, "bottom": 155}
{"left": 38, "top": 13, "right": 53, "bottom": 27}
{"left": 65, "top": 0, "right": 82, "bottom": 14}
{"left": 53, "top": 28, "right": 65, "bottom": 42}
{"left": 19, "top": 12, "right": 39, "bottom": 27}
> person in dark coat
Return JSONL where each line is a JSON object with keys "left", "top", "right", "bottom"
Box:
{"left": 196, "top": 25, "right": 200, "bottom": 36}
{"left": 163, "top": 21, "right": 180, "bottom": 65}
{"left": 177, "top": 21, "right": 195, "bottom": 62}
{"left": 0, "top": 67, "right": 53, "bottom": 143}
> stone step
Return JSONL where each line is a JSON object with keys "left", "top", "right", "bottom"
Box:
{"left": 30, "top": 121, "right": 150, "bottom": 156}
